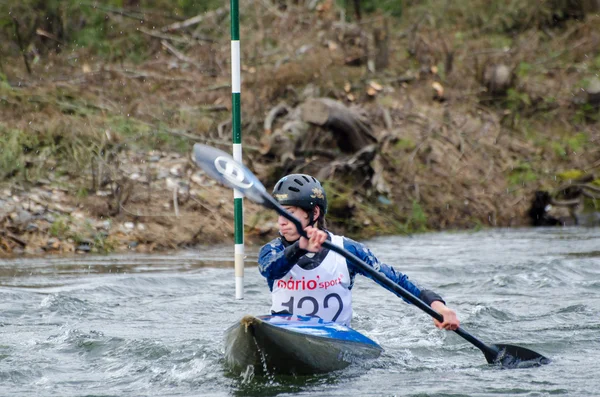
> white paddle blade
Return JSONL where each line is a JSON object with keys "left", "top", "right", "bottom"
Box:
{"left": 191, "top": 144, "right": 268, "bottom": 204}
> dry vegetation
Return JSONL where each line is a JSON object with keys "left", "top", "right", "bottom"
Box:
{"left": 0, "top": 0, "right": 599, "bottom": 256}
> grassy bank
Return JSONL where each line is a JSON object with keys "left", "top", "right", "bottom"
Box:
{"left": 1, "top": 0, "right": 598, "bottom": 254}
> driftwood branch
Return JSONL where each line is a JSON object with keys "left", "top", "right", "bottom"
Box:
{"left": 550, "top": 198, "right": 581, "bottom": 206}
{"left": 161, "top": 7, "right": 228, "bottom": 32}
{"left": 161, "top": 40, "right": 202, "bottom": 69}
{"left": 531, "top": 173, "right": 600, "bottom": 226}
{"left": 139, "top": 27, "right": 213, "bottom": 44}
{"left": 87, "top": 3, "right": 152, "bottom": 22}
{"left": 217, "top": 120, "right": 231, "bottom": 139}
{"left": 264, "top": 103, "right": 290, "bottom": 135}
{"left": 0, "top": 230, "right": 27, "bottom": 247}
{"left": 104, "top": 67, "right": 198, "bottom": 83}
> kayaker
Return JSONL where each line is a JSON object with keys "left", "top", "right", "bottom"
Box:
{"left": 258, "top": 173, "right": 460, "bottom": 330}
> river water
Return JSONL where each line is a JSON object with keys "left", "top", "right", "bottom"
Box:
{"left": 1, "top": 227, "right": 599, "bottom": 396}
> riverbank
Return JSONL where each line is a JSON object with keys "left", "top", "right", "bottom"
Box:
{"left": 0, "top": 149, "right": 275, "bottom": 256}
{"left": 1, "top": 1, "right": 599, "bottom": 257}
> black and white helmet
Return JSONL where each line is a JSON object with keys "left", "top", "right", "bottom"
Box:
{"left": 272, "top": 174, "right": 327, "bottom": 215}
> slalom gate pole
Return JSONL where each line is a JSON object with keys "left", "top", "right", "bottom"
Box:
{"left": 231, "top": 0, "right": 244, "bottom": 299}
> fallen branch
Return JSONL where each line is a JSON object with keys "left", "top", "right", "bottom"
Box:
{"left": 119, "top": 204, "right": 177, "bottom": 218}
{"left": 161, "top": 40, "right": 201, "bottom": 68}
{"left": 103, "top": 67, "right": 199, "bottom": 82}
{"left": 584, "top": 158, "right": 600, "bottom": 172}
{"left": 139, "top": 27, "right": 212, "bottom": 44}
{"left": 137, "top": 121, "right": 261, "bottom": 152}
{"left": 87, "top": 3, "right": 149, "bottom": 21}
{"left": 161, "top": 7, "right": 228, "bottom": 32}
{"left": 264, "top": 103, "right": 290, "bottom": 134}
{"left": 550, "top": 198, "right": 581, "bottom": 207}
{"left": 27, "top": 194, "right": 75, "bottom": 214}
{"left": 582, "top": 190, "right": 600, "bottom": 199}
{"left": 0, "top": 230, "right": 27, "bottom": 247}
{"left": 217, "top": 120, "right": 231, "bottom": 139}
{"left": 199, "top": 104, "right": 228, "bottom": 112}
{"left": 199, "top": 83, "right": 231, "bottom": 92}
{"left": 173, "top": 187, "right": 179, "bottom": 217}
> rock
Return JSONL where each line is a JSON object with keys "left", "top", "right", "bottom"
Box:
{"left": 96, "top": 220, "right": 112, "bottom": 230}
{"left": 165, "top": 177, "right": 179, "bottom": 191}
{"left": 11, "top": 210, "right": 33, "bottom": 226}
{"left": 483, "top": 63, "right": 512, "bottom": 96}
{"left": 71, "top": 210, "right": 86, "bottom": 220}
{"left": 78, "top": 237, "right": 94, "bottom": 245}
{"left": 191, "top": 172, "right": 207, "bottom": 186}
{"left": 166, "top": 178, "right": 190, "bottom": 194}
{"left": 46, "top": 238, "right": 60, "bottom": 250}
{"left": 25, "top": 223, "right": 39, "bottom": 232}
{"left": 170, "top": 165, "right": 184, "bottom": 177}
{"left": 586, "top": 77, "right": 600, "bottom": 108}
{"left": 76, "top": 244, "right": 91, "bottom": 252}
{"left": 51, "top": 190, "right": 67, "bottom": 201}
{"left": 27, "top": 204, "right": 46, "bottom": 215}
{"left": 52, "top": 203, "right": 75, "bottom": 213}
{"left": 157, "top": 169, "right": 170, "bottom": 179}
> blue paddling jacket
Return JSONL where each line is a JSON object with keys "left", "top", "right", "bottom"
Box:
{"left": 258, "top": 232, "right": 444, "bottom": 307}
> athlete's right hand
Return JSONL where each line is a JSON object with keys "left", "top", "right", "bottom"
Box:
{"left": 299, "top": 226, "right": 328, "bottom": 252}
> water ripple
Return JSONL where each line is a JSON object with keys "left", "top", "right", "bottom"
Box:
{"left": 0, "top": 228, "right": 598, "bottom": 396}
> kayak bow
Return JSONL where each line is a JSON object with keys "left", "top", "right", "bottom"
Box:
{"left": 224, "top": 314, "right": 383, "bottom": 375}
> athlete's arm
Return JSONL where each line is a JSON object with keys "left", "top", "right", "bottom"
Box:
{"left": 258, "top": 238, "right": 307, "bottom": 281}
{"left": 343, "top": 237, "right": 445, "bottom": 306}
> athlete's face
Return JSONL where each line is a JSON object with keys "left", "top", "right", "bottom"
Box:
{"left": 278, "top": 206, "right": 310, "bottom": 241}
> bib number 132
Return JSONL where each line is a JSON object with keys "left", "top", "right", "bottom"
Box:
{"left": 280, "top": 293, "right": 343, "bottom": 322}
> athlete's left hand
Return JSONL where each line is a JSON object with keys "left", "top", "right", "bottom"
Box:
{"left": 430, "top": 301, "right": 460, "bottom": 331}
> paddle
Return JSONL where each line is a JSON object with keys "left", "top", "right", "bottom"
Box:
{"left": 191, "top": 143, "right": 551, "bottom": 369}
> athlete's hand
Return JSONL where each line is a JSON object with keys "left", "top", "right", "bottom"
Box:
{"left": 430, "top": 301, "right": 460, "bottom": 331}
{"left": 299, "top": 226, "right": 328, "bottom": 252}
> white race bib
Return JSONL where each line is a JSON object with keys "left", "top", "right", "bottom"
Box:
{"left": 271, "top": 234, "right": 353, "bottom": 325}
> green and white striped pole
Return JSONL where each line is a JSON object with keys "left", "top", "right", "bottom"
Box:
{"left": 231, "top": 0, "right": 244, "bottom": 300}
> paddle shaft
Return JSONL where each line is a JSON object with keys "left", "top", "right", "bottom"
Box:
{"left": 326, "top": 241, "right": 499, "bottom": 356}
{"left": 268, "top": 196, "right": 501, "bottom": 359}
